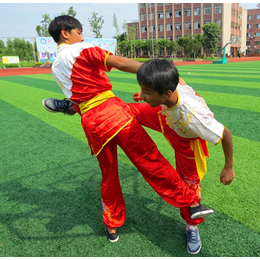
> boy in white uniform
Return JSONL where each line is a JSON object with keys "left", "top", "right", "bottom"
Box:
{"left": 129, "top": 59, "right": 235, "bottom": 254}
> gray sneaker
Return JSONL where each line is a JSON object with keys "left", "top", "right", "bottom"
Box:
{"left": 185, "top": 225, "right": 202, "bottom": 254}
{"left": 42, "top": 98, "right": 76, "bottom": 115}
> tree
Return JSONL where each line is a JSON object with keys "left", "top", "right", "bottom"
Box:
{"left": 177, "top": 35, "right": 194, "bottom": 57}
{"left": 166, "top": 40, "right": 181, "bottom": 58}
{"left": 133, "top": 39, "right": 144, "bottom": 58}
{"left": 4, "top": 39, "right": 15, "bottom": 56}
{"left": 127, "top": 25, "right": 137, "bottom": 58}
{"left": 0, "top": 40, "right": 5, "bottom": 57}
{"left": 112, "top": 13, "right": 120, "bottom": 37}
{"left": 192, "top": 34, "right": 203, "bottom": 58}
{"left": 88, "top": 12, "right": 104, "bottom": 38}
{"left": 118, "top": 40, "right": 131, "bottom": 57}
{"left": 36, "top": 13, "right": 52, "bottom": 37}
{"left": 157, "top": 39, "right": 168, "bottom": 57}
{"left": 143, "top": 39, "right": 157, "bottom": 58}
{"left": 122, "top": 20, "right": 128, "bottom": 34}
{"left": 202, "top": 23, "right": 221, "bottom": 56}
{"left": 62, "top": 6, "right": 76, "bottom": 17}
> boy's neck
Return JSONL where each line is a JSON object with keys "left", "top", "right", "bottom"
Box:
{"left": 164, "top": 90, "right": 178, "bottom": 108}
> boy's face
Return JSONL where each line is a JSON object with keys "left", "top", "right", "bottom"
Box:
{"left": 62, "top": 28, "right": 84, "bottom": 44}
{"left": 140, "top": 85, "right": 168, "bottom": 107}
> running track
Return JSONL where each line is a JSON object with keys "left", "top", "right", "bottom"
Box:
{"left": 1, "top": 56, "right": 260, "bottom": 77}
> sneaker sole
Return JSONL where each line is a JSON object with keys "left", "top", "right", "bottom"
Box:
{"left": 109, "top": 236, "right": 119, "bottom": 243}
{"left": 42, "top": 100, "right": 58, "bottom": 113}
{"left": 187, "top": 243, "right": 202, "bottom": 254}
{"left": 42, "top": 99, "right": 74, "bottom": 116}
{"left": 191, "top": 209, "right": 214, "bottom": 219}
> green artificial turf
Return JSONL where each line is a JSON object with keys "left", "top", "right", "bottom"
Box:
{"left": 0, "top": 61, "right": 259, "bottom": 256}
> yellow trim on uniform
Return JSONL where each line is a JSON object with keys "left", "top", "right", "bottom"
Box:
{"left": 95, "top": 117, "right": 134, "bottom": 156}
{"left": 158, "top": 110, "right": 208, "bottom": 180}
{"left": 190, "top": 139, "right": 208, "bottom": 181}
{"left": 79, "top": 90, "right": 115, "bottom": 114}
{"left": 104, "top": 52, "right": 111, "bottom": 71}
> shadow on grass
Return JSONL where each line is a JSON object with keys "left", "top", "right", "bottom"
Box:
{"left": 0, "top": 159, "right": 259, "bottom": 257}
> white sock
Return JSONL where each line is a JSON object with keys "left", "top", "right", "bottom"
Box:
{"left": 187, "top": 225, "right": 197, "bottom": 230}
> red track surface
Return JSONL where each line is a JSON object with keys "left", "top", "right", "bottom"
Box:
{"left": 0, "top": 57, "right": 259, "bottom": 77}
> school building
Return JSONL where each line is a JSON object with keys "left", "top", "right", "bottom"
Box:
{"left": 246, "top": 8, "right": 260, "bottom": 56}
{"left": 127, "top": 3, "right": 259, "bottom": 57}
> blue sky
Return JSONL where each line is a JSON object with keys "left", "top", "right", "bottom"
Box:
{"left": 0, "top": 1, "right": 259, "bottom": 44}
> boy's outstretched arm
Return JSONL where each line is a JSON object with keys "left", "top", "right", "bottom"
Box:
{"left": 220, "top": 127, "right": 235, "bottom": 185}
{"left": 106, "top": 55, "right": 141, "bottom": 74}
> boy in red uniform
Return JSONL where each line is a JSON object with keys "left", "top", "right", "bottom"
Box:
{"left": 45, "top": 15, "right": 213, "bottom": 248}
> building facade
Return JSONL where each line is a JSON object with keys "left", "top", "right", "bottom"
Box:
{"left": 246, "top": 8, "right": 260, "bottom": 56}
{"left": 135, "top": 3, "right": 247, "bottom": 57}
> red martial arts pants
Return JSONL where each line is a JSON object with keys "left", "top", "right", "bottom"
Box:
{"left": 128, "top": 103, "right": 205, "bottom": 226}
{"left": 96, "top": 116, "right": 200, "bottom": 228}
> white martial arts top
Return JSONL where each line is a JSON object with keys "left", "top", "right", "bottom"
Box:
{"left": 160, "top": 84, "right": 224, "bottom": 144}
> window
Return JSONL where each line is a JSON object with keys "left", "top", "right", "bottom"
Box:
{"left": 149, "top": 13, "right": 154, "bottom": 20}
{"left": 248, "top": 15, "right": 252, "bottom": 20}
{"left": 204, "top": 20, "right": 211, "bottom": 24}
{"left": 150, "top": 25, "right": 155, "bottom": 32}
{"left": 215, "top": 5, "right": 221, "bottom": 14}
{"left": 257, "top": 15, "right": 260, "bottom": 19}
{"left": 194, "top": 21, "right": 201, "bottom": 29}
{"left": 175, "top": 23, "right": 181, "bottom": 30}
{"left": 257, "top": 24, "right": 260, "bottom": 28}
{"left": 167, "top": 23, "right": 173, "bottom": 31}
{"left": 204, "top": 6, "right": 211, "bottom": 15}
{"left": 247, "top": 24, "right": 251, "bottom": 29}
{"left": 159, "top": 49, "right": 165, "bottom": 56}
{"left": 158, "top": 12, "right": 163, "bottom": 19}
{"left": 247, "top": 33, "right": 251, "bottom": 37}
{"left": 175, "top": 9, "right": 181, "bottom": 17}
{"left": 142, "top": 38, "right": 147, "bottom": 41}
{"left": 255, "top": 41, "right": 260, "bottom": 45}
{"left": 157, "top": 3, "right": 163, "bottom": 6}
{"left": 215, "top": 19, "right": 221, "bottom": 26}
{"left": 255, "top": 49, "right": 259, "bottom": 54}
{"left": 185, "top": 8, "right": 191, "bottom": 16}
{"left": 176, "top": 35, "right": 181, "bottom": 41}
{"left": 149, "top": 3, "right": 154, "bottom": 7}
{"left": 141, "top": 13, "right": 146, "bottom": 21}
{"left": 167, "top": 36, "right": 173, "bottom": 41}
{"left": 256, "top": 32, "right": 260, "bottom": 37}
{"left": 141, "top": 26, "right": 147, "bottom": 33}
{"left": 185, "top": 22, "right": 191, "bottom": 30}
{"left": 140, "top": 3, "right": 145, "bottom": 8}
{"left": 194, "top": 7, "right": 201, "bottom": 15}
{"left": 246, "top": 41, "right": 250, "bottom": 46}
{"left": 166, "top": 11, "right": 172, "bottom": 18}
{"left": 158, "top": 24, "right": 164, "bottom": 32}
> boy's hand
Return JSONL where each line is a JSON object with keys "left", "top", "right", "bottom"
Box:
{"left": 179, "top": 77, "right": 187, "bottom": 85}
{"left": 220, "top": 166, "right": 235, "bottom": 185}
{"left": 133, "top": 92, "right": 143, "bottom": 102}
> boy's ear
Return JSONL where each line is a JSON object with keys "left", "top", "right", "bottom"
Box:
{"left": 165, "top": 90, "right": 173, "bottom": 98}
{"left": 60, "top": 29, "right": 70, "bottom": 40}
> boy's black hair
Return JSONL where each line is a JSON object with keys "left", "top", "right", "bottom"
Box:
{"left": 137, "top": 59, "right": 179, "bottom": 95}
{"left": 48, "top": 15, "right": 83, "bottom": 43}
